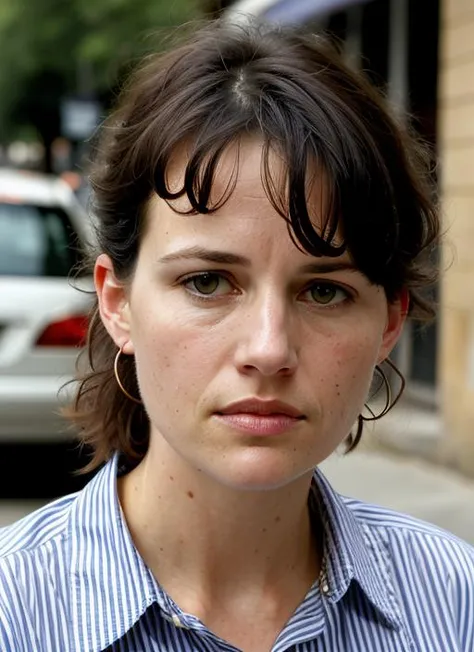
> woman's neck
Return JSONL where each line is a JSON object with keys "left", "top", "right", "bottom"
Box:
{"left": 118, "top": 437, "right": 323, "bottom": 611}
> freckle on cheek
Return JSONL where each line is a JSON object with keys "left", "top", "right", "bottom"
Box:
{"left": 187, "top": 491, "right": 194, "bottom": 499}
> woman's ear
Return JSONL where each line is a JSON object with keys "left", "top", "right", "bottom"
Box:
{"left": 378, "top": 289, "right": 409, "bottom": 363}
{"left": 94, "top": 253, "right": 134, "bottom": 354}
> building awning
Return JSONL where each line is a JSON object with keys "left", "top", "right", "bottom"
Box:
{"left": 227, "top": 0, "right": 366, "bottom": 24}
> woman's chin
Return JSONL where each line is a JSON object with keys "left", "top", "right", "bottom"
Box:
{"left": 207, "top": 449, "right": 316, "bottom": 492}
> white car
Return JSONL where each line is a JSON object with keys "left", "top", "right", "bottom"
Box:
{"left": 0, "top": 169, "right": 94, "bottom": 440}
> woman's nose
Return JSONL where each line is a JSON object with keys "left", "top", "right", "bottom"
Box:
{"left": 233, "top": 297, "right": 298, "bottom": 378}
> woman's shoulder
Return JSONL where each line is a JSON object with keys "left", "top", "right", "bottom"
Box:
{"left": 343, "top": 495, "right": 474, "bottom": 582}
{"left": 0, "top": 492, "right": 78, "bottom": 560}
{"left": 344, "top": 495, "right": 472, "bottom": 542}
{"left": 0, "top": 493, "right": 80, "bottom": 649}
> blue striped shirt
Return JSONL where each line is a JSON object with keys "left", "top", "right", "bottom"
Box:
{"left": 0, "top": 453, "right": 473, "bottom": 651}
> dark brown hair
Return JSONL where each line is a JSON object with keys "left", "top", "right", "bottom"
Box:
{"left": 68, "top": 19, "right": 440, "bottom": 471}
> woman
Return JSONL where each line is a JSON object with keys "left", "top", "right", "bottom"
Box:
{"left": 1, "top": 19, "right": 472, "bottom": 652}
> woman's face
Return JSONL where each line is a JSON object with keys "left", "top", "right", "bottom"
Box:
{"left": 97, "top": 139, "right": 405, "bottom": 490}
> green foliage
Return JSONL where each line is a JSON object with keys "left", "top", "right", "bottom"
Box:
{"left": 0, "top": 0, "right": 203, "bottom": 142}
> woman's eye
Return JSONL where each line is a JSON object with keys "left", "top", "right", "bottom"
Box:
{"left": 305, "top": 282, "right": 349, "bottom": 306}
{"left": 183, "top": 273, "right": 232, "bottom": 297}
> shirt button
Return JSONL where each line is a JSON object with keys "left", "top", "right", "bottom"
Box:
{"left": 172, "top": 613, "right": 187, "bottom": 628}
{"left": 321, "top": 583, "right": 329, "bottom": 595}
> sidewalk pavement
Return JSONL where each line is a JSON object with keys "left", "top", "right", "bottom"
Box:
{"left": 1, "top": 447, "right": 473, "bottom": 545}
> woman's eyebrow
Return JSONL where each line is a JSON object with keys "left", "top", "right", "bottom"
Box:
{"left": 158, "top": 247, "right": 250, "bottom": 266}
{"left": 158, "top": 246, "right": 357, "bottom": 274}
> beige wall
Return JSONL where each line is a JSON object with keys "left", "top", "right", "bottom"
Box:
{"left": 439, "top": 0, "right": 474, "bottom": 474}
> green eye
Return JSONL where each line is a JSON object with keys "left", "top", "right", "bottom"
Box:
{"left": 191, "top": 273, "right": 221, "bottom": 295}
{"left": 182, "top": 272, "right": 236, "bottom": 298}
{"left": 310, "top": 284, "right": 337, "bottom": 304}
{"left": 308, "top": 283, "right": 348, "bottom": 305}
{"left": 182, "top": 272, "right": 234, "bottom": 299}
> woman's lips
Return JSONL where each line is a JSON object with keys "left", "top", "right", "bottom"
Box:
{"left": 215, "top": 412, "right": 303, "bottom": 436}
{"left": 215, "top": 399, "right": 306, "bottom": 436}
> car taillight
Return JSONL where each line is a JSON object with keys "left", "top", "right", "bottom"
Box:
{"left": 36, "top": 315, "right": 88, "bottom": 347}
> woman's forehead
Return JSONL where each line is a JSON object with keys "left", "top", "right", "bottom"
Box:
{"left": 144, "top": 196, "right": 353, "bottom": 276}
{"left": 162, "top": 137, "right": 331, "bottom": 224}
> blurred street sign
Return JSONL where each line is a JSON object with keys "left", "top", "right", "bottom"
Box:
{"left": 60, "top": 98, "right": 101, "bottom": 141}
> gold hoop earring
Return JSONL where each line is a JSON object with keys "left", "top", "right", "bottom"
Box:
{"left": 362, "top": 358, "right": 405, "bottom": 422}
{"left": 114, "top": 347, "right": 142, "bottom": 405}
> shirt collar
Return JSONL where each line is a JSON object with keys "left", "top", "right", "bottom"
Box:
{"left": 311, "top": 466, "right": 403, "bottom": 630}
{"left": 67, "top": 454, "right": 402, "bottom": 650}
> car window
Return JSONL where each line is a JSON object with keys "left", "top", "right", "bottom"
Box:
{"left": 0, "top": 203, "right": 82, "bottom": 276}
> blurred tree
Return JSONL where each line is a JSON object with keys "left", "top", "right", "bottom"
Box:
{"left": 0, "top": 0, "right": 203, "bottom": 170}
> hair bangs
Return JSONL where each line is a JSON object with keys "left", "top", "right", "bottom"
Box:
{"left": 148, "top": 111, "right": 350, "bottom": 263}
{"left": 153, "top": 137, "right": 242, "bottom": 216}
{"left": 258, "top": 137, "right": 345, "bottom": 259}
